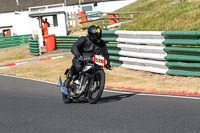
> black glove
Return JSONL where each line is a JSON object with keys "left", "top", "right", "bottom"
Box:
{"left": 105, "top": 64, "right": 111, "bottom": 70}
{"left": 77, "top": 56, "right": 84, "bottom": 62}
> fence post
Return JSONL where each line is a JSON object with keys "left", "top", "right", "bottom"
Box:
{"left": 116, "top": 14, "right": 119, "bottom": 23}
{"left": 71, "top": 12, "right": 74, "bottom": 27}
{"left": 89, "top": 16, "right": 92, "bottom": 25}
{"left": 78, "top": 9, "right": 82, "bottom": 28}
{"left": 74, "top": 11, "right": 78, "bottom": 27}
{"left": 66, "top": 12, "right": 70, "bottom": 29}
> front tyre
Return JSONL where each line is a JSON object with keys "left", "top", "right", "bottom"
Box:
{"left": 62, "top": 78, "right": 73, "bottom": 104}
{"left": 88, "top": 70, "right": 105, "bottom": 104}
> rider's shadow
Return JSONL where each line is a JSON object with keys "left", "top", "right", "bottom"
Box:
{"left": 98, "top": 92, "right": 140, "bottom": 104}
{"left": 71, "top": 92, "right": 140, "bottom": 104}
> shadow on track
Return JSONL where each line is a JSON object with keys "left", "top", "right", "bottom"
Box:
{"left": 67, "top": 92, "right": 140, "bottom": 104}
{"left": 98, "top": 92, "right": 140, "bottom": 104}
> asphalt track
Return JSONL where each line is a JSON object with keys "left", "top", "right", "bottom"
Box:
{"left": 1, "top": 74, "right": 200, "bottom": 133}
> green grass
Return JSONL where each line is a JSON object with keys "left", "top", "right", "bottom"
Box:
{"left": 119, "top": 0, "right": 200, "bottom": 31}
{"left": 86, "top": 0, "right": 200, "bottom": 31}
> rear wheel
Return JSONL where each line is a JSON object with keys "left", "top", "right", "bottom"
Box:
{"left": 62, "top": 78, "right": 73, "bottom": 104}
{"left": 88, "top": 70, "right": 105, "bottom": 104}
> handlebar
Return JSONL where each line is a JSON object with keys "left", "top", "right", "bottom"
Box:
{"left": 77, "top": 57, "right": 93, "bottom": 63}
{"left": 77, "top": 56, "right": 111, "bottom": 70}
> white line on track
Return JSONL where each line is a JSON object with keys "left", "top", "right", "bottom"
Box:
{"left": 0, "top": 73, "right": 57, "bottom": 85}
{"left": 104, "top": 90, "right": 200, "bottom": 100}
{"left": 1, "top": 73, "right": 200, "bottom": 100}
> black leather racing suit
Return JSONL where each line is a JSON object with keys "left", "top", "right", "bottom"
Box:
{"left": 69, "top": 35, "right": 110, "bottom": 76}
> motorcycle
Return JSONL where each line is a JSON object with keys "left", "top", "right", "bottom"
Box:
{"left": 57, "top": 55, "right": 111, "bottom": 104}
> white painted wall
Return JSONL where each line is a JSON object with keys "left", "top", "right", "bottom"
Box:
{"left": 0, "top": 11, "right": 67, "bottom": 36}
{"left": 48, "top": 14, "right": 68, "bottom": 36}
{"left": 0, "top": 11, "right": 32, "bottom": 36}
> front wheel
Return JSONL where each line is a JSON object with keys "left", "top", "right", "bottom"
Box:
{"left": 88, "top": 70, "right": 105, "bottom": 104}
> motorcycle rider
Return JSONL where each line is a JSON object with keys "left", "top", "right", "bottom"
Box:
{"left": 66, "top": 25, "right": 111, "bottom": 82}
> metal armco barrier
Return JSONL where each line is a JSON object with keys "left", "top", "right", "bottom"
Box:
{"left": 0, "top": 35, "right": 31, "bottom": 49}
{"left": 29, "top": 39, "right": 40, "bottom": 56}
{"left": 110, "top": 30, "right": 168, "bottom": 74}
{"left": 55, "top": 30, "right": 200, "bottom": 77}
{"left": 162, "top": 31, "right": 200, "bottom": 77}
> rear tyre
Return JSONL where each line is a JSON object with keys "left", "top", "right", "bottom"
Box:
{"left": 62, "top": 78, "right": 73, "bottom": 104}
{"left": 88, "top": 70, "right": 105, "bottom": 104}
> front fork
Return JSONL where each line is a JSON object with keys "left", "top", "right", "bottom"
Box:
{"left": 88, "top": 66, "right": 97, "bottom": 92}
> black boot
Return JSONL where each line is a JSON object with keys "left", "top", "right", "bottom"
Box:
{"left": 64, "top": 69, "right": 73, "bottom": 88}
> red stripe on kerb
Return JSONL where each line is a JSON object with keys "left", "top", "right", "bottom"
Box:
{"left": 106, "top": 86, "right": 145, "bottom": 92}
{"left": 40, "top": 58, "right": 51, "bottom": 61}
{"left": 4, "top": 63, "right": 16, "bottom": 67}
{"left": 152, "top": 92, "right": 200, "bottom": 97}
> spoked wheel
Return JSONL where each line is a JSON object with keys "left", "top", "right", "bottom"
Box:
{"left": 62, "top": 77, "right": 73, "bottom": 104}
{"left": 88, "top": 70, "right": 105, "bottom": 104}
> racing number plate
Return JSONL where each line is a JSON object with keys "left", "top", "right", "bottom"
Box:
{"left": 93, "top": 55, "right": 107, "bottom": 66}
